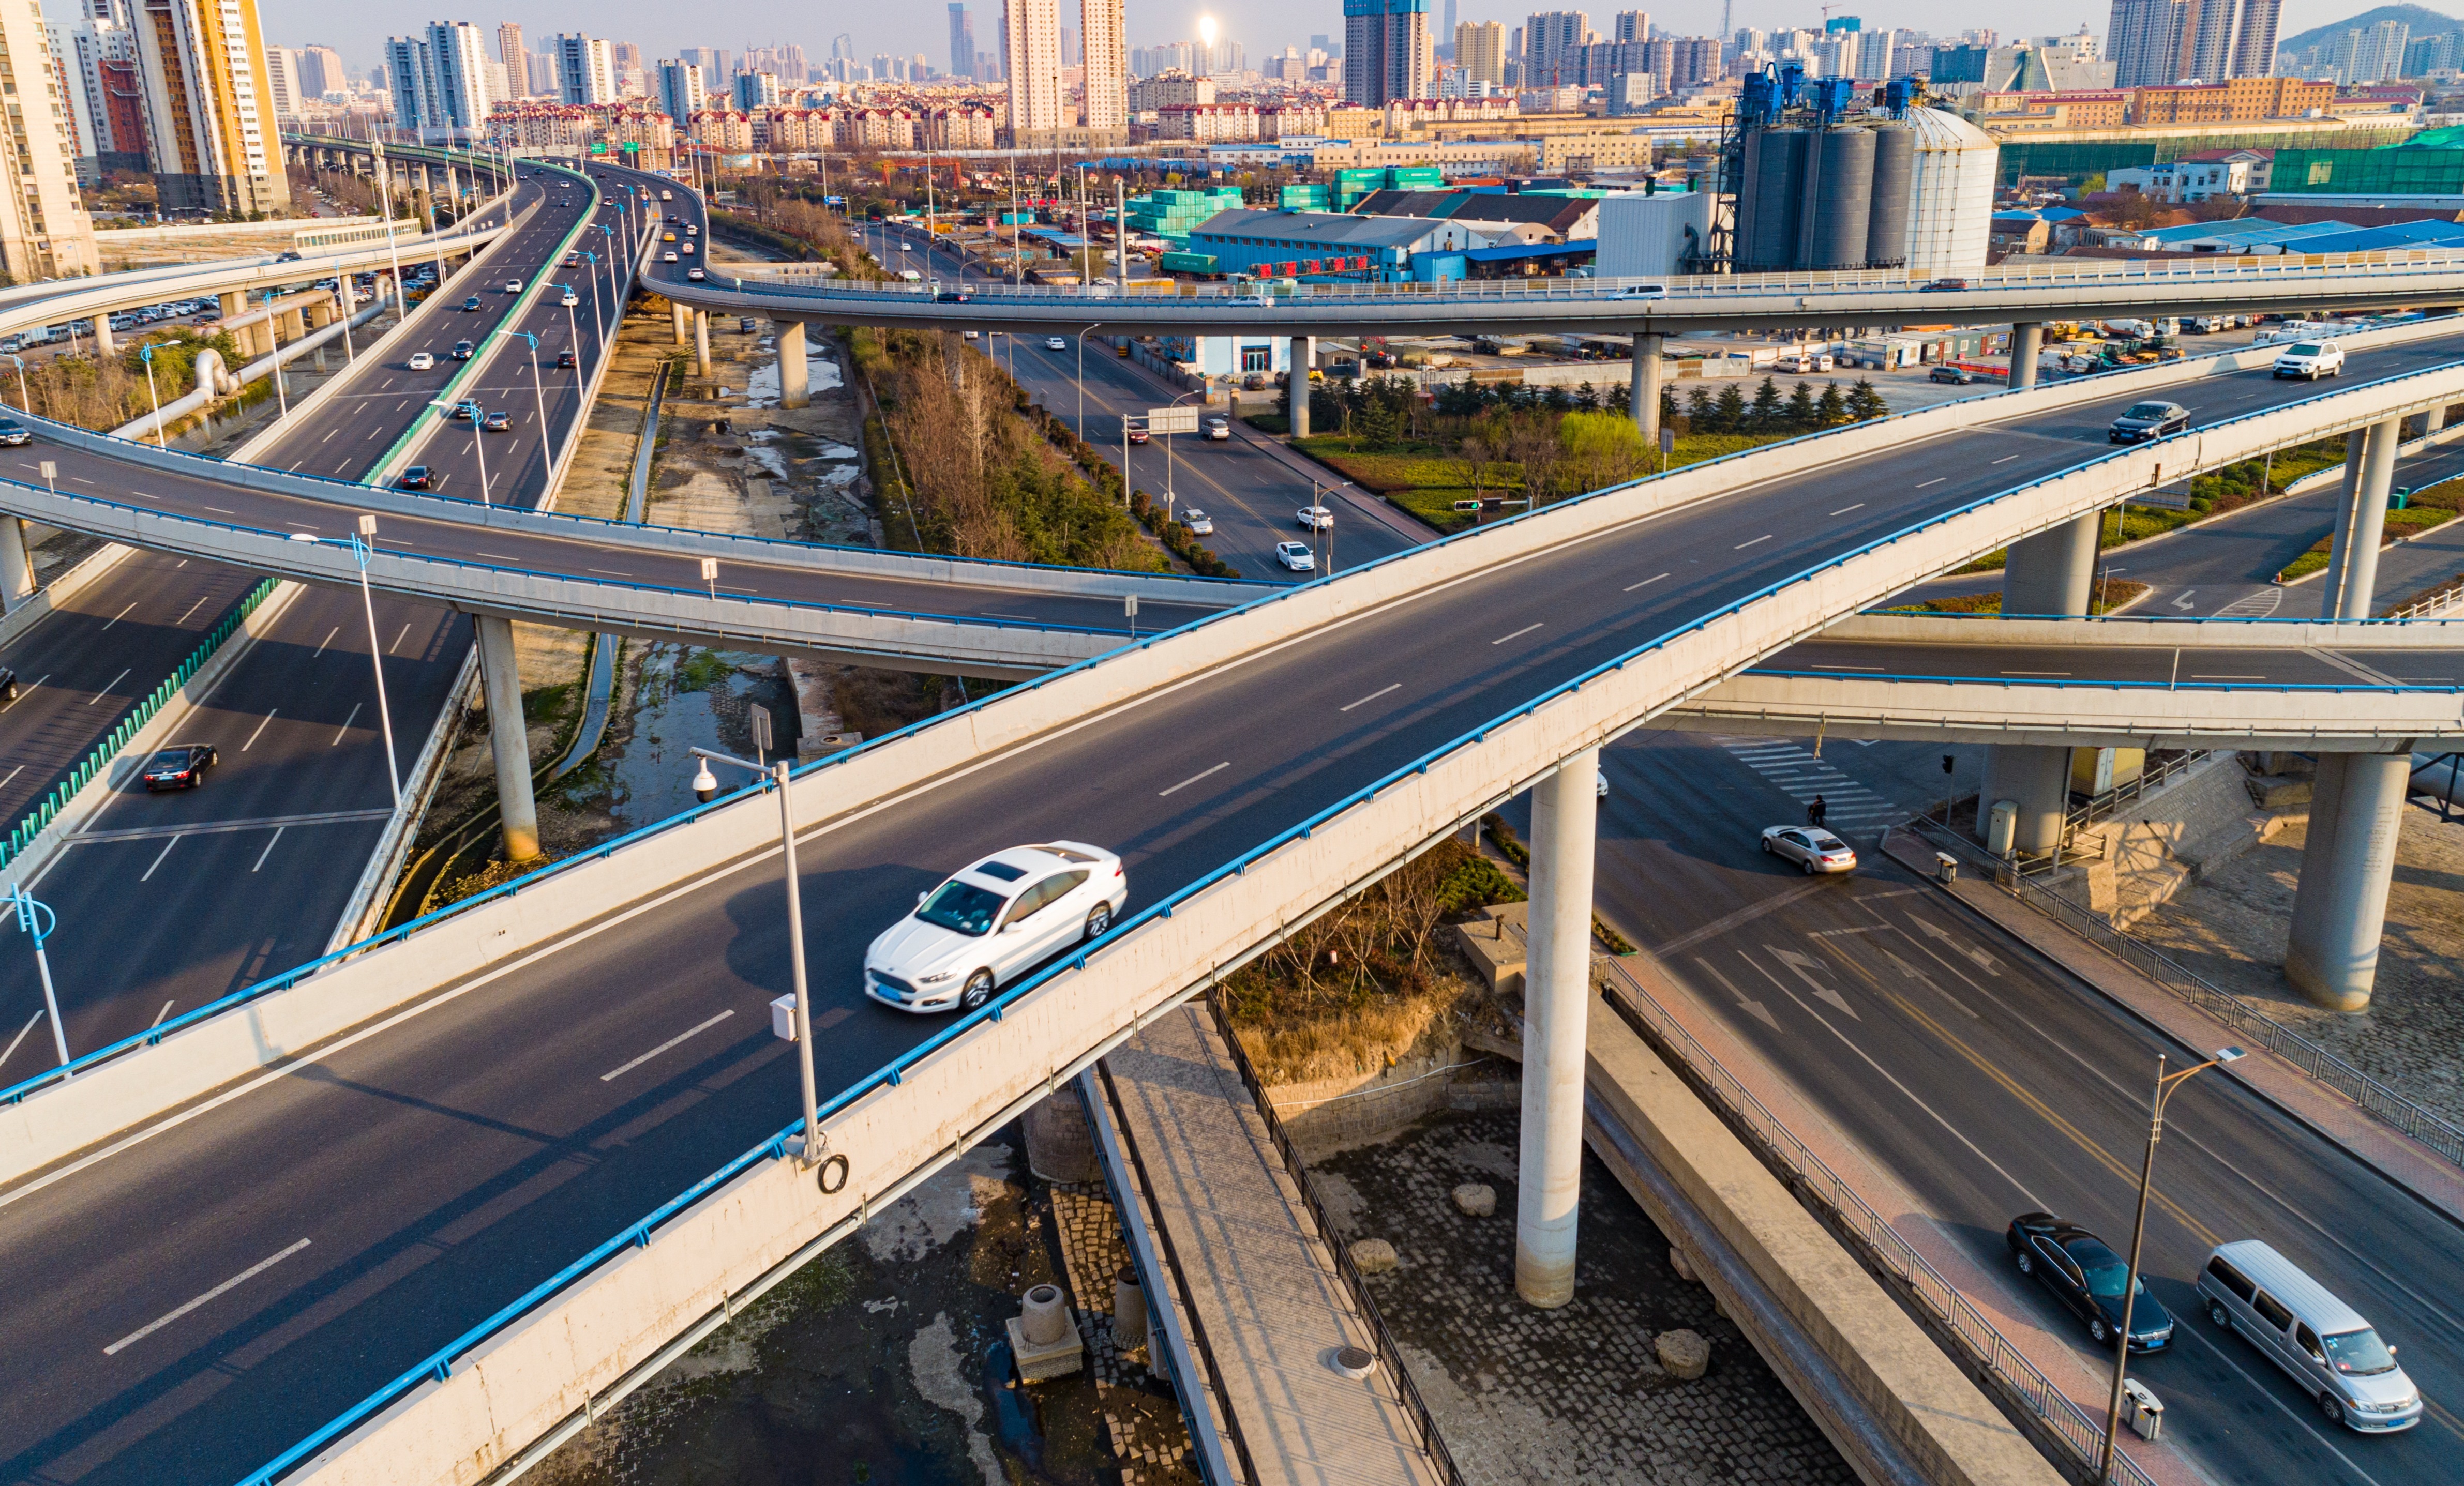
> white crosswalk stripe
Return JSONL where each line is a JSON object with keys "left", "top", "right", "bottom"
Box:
{"left": 2215, "top": 587, "right": 2284, "bottom": 618}
{"left": 1716, "top": 737, "right": 1907, "bottom": 836}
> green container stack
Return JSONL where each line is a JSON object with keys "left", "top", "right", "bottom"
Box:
{"left": 1279, "top": 183, "right": 1329, "bottom": 210}
{"left": 1125, "top": 186, "right": 1247, "bottom": 247}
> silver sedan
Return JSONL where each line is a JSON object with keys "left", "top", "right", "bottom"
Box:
{"left": 1761, "top": 826, "right": 1856, "bottom": 874}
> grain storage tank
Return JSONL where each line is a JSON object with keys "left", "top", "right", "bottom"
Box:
{"left": 1803, "top": 126, "right": 1875, "bottom": 270}
{"left": 1865, "top": 124, "right": 1914, "bottom": 269}
{"left": 1737, "top": 126, "right": 1808, "bottom": 270}
{"left": 1903, "top": 107, "right": 1997, "bottom": 276}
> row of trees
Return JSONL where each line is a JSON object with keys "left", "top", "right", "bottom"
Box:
{"left": 1679, "top": 376, "right": 1890, "bottom": 437}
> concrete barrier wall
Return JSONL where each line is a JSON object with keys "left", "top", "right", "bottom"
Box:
{"left": 14, "top": 353, "right": 2464, "bottom": 1194}
{"left": 265, "top": 366, "right": 2464, "bottom": 1484}
{"left": 1824, "top": 613, "right": 2464, "bottom": 648}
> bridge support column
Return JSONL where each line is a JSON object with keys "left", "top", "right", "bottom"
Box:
{"left": 2425, "top": 405, "right": 2448, "bottom": 437}
{"left": 672, "top": 300, "right": 689, "bottom": 345}
{"left": 1976, "top": 744, "right": 2070, "bottom": 855}
{"left": 2000, "top": 511, "right": 2098, "bottom": 618}
{"left": 1289, "top": 335, "right": 1312, "bottom": 437}
{"left": 2286, "top": 752, "right": 2407, "bottom": 1011}
{"left": 693, "top": 310, "right": 711, "bottom": 377}
{"left": 2321, "top": 414, "right": 2400, "bottom": 618}
{"left": 2008, "top": 322, "right": 2042, "bottom": 392}
{"left": 476, "top": 614, "right": 542, "bottom": 862}
{"left": 776, "top": 320, "right": 808, "bottom": 408}
{"left": 0, "top": 517, "right": 34, "bottom": 613}
{"left": 1517, "top": 746, "right": 1600, "bottom": 1309}
{"left": 1981, "top": 507, "right": 2099, "bottom": 853}
{"left": 90, "top": 314, "right": 113, "bottom": 356}
{"left": 1631, "top": 332, "right": 1664, "bottom": 442}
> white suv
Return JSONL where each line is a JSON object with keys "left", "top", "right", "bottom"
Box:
{"left": 1275, "top": 541, "right": 1315, "bottom": 572}
{"left": 865, "top": 842, "right": 1128, "bottom": 1014}
{"left": 2273, "top": 341, "right": 2344, "bottom": 380}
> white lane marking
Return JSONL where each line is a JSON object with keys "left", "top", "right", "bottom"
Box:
{"left": 0, "top": 1010, "right": 40, "bottom": 1069}
{"left": 202, "top": 506, "right": 233, "bottom": 514}
{"left": 241, "top": 709, "right": 277, "bottom": 751}
{"left": 1159, "top": 761, "right": 1231, "bottom": 797}
{"left": 476, "top": 552, "right": 519, "bottom": 562}
{"left": 1991, "top": 454, "right": 2021, "bottom": 464}
{"left": 2191, "top": 674, "right": 2266, "bottom": 680}
{"left": 251, "top": 827, "right": 283, "bottom": 873}
{"left": 1492, "top": 622, "right": 1544, "bottom": 645}
{"left": 1341, "top": 683, "right": 1402, "bottom": 712}
{"left": 1828, "top": 504, "right": 1864, "bottom": 516}
{"left": 389, "top": 623, "right": 411, "bottom": 654}
{"left": 311, "top": 627, "right": 339, "bottom": 658}
{"left": 1916, "top": 478, "right": 1946, "bottom": 489}
{"left": 330, "top": 702, "right": 362, "bottom": 745}
{"left": 86, "top": 669, "right": 129, "bottom": 705}
{"left": 1734, "top": 534, "right": 1774, "bottom": 549}
{"left": 174, "top": 594, "right": 210, "bottom": 626}
{"left": 139, "top": 835, "right": 182, "bottom": 883}
{"left": 600, "top": 1010, "right": 736, "bottom": 1082}
{"left": 586, "top": 567, "right": 632, "bottom": 577}
{"left": 99, "top": 602, "right": 137, "bottom": 631}
{"left": 150, "top": 1000, "right": 174, "bottom": 1029}
{"left": 1624, "top": 572, "right": 1670, "bottom": 592}
{"left": 321, "top": 429, "right": 336, "bottom": 444}
{"left": 103, "top": 1239, "right": 312, "bottom": 1356}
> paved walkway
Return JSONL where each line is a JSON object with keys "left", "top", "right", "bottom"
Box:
{"left": 1105, "top": 1004, "right": 1448, "bottom": 1486}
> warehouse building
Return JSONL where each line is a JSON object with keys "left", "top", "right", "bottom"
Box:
{"left": 1179, "top": 207, "right": 1500, "bottom": 281}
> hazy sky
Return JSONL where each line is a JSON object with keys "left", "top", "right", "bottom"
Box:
{"left": 262, "top": 0, "right": 2398, "bottom": 82}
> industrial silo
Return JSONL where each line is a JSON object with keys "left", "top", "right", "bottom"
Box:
{"left": 1738, "top": 126, "right": 1808, "bottom": 270}
{"left": 1865, "top": 124, "right": 1914, "bottom": 269}
{"left": 1903, "top": 107, "right": 1997, "bottom": 276}
{"left": 1804, "top": 126, "right": 1875, "bottom": 270}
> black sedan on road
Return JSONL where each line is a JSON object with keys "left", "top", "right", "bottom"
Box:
{"left": 397, "top": 465, "right": 433, "bottom": 490}
{"left": 2007, "top": 1212, "right": 2175, "bottom": 1351}
{"left": 2108, "top": 401, "right": 2191, "bottom": 444}
{"left": 141, "top": 745, "right": 218, "bottom": 792}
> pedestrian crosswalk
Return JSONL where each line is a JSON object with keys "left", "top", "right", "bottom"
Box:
{"left": 2214, "top": 587, "right": 2284, "bottom": 618}
{"left": 1717, "top": 738, "right": 1906, "bottom": 836}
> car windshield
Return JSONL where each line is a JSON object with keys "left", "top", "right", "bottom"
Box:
{"left": 147, "top": 750, "right": 189, "bottom": 769}
{"left": 2321, "top": 1328, "right": 2399, "bottom": 1375}
{"left": 2289, "top": 342, "right": 2324, "bottom": 355}
{"left": 2124, "top": 403, "right": 2172, "bottom": 420}
{"left": 915, "top": 879, "right": 1008, "bottom": 936}
{"left": 2066, "top": 1239, "right": 2144, "bottom": 1298}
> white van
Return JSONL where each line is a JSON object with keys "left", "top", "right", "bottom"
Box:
{"left": 2197, "top": 1240, "right": 2422, "bottom": 1432}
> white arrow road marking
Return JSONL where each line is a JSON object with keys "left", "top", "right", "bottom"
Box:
{"left": 1910, "top": 914, "right": 2001, "bottom": 974}
{"left": 1691, "top": 956, "right": 1780, "bottom": 1032}
{"left": 1768, "top": 945, "right": 1858, "bottom": 1019}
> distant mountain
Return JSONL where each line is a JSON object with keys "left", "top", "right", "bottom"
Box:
{"left": 2276, "top": 3, "right": 2462, "bottom": 57}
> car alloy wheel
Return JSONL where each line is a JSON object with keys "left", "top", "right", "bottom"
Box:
{"left": 2015, "top": 1251, "right": 2033, "bottom": 1275}
{"left": 960, "top": 969, "right": 994, "bottom": 1012}
{"left": 1760, "top": 839, "right": 1771, "bottom": 854}
{"left": 2210, "top": 1300, "right": 2231, "bottom": 1328}
{"left": 2320, "top": 1392, "right": 2345, "bottom": 1425}
{"left": 2090, "top": 1318, "right": 2110, "bottom": 1344}
{"left": 1801, "top": 858, "right": 1816, "bottom": 875}
{"left": 1084, "top": 904, "right": 1111, "bottom": 942}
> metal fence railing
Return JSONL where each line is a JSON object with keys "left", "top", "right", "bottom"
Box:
{"left": 1597, "top": 959, "right": 2159, "bottom": 1486}
{"left": 1904, "top": 816, "right": 2464, "bottom": 1172}
{"left": 1200, "top": 990, "right": 1462, "bottom": 1486}
{"left": 2064, "top": 750, "right": 2211, "bottom": 838}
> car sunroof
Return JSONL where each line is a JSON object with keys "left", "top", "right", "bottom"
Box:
{"left": 973, "top": 860, "right": 1028, "bottom": 881}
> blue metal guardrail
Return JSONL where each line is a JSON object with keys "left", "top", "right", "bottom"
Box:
{"left": 1, "top": 577, "right": 280, "bottom": 870}
{"left": 1737, "top": 665, "right": 2463, "bottom": 692}
{"left": 224, "top": 356, "right": 2464, "bottom": 1483}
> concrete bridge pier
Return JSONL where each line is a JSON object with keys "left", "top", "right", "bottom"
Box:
{"left": 672, "top": 300, "right": 689, "bottom": 345}
{"left": 475, "top": 615, "right": 542, "bottom": 862}
{"left": 0, "top": 517, "right": 34, "bottom": 612}
{"left": 1290, "top": 335, "right": 1313, "bottom": 437}
{"left": 90, "top": 314, "right": 113, "bottom": 356}
{"left": 1631, "top": 332, "right": 1664, "bottom": 442}
{"left": 2286, "top": 752, "right": 2408, "bottom": 1011}
{"left": 2321, "top": 414, "right": 2401, "bottom": 618}
{"left": 693, "top": 310, "right": 711, "bottom": 378}
{"left": 1517, "top": 746, "right": 1600, "bottom": 1309}
{"left": 2007, "top": 322, "right": 2042, "bottom": 392}
{"left": 1975, "top": 744, "right": 2070, "bottom": 854}
{"left": 1978, "top": 503, "right": 2100, "bottom": 850}
{"left": 776, "top": 320, "right": 809, "bottom": 408}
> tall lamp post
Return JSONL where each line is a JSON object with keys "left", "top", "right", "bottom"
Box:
{"left": 3, "top": 352, "right": 27, "bottom": 411}
{"left": 139, "top": 343, "right": 164, "bottom": 448}
{"left": 261, "top": 291, "right": 289, "bottom": 422}
{"left": 555, "top": 283, "right": 582, "bottom": 365}
{"left": 290, "top": 517, "right": 402, "bottom": 805}
{"left": 2101, "top": 1044, "right": 2245, "bottom": 1481}
{"left": 10, "top": 885, "right": 66, "bottom": 1072}
{"left": 494, "top": 327, "right": 552, "bottom": 490}
{"left": 689, "top": 746, "right": 822, "bottom": 1167}
{"left": 429, "top": 398, "right": 492, "bottom": 506}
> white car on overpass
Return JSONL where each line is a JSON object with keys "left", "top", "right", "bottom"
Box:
{"left": 1275, "top": 541, "right": 1315, "bottom": 572}
{"left": 2273, "top": 341, "right": 2345, "bottom": 380}
{"left": 864, "top": 842, "right": 1128, "bottom": 1014}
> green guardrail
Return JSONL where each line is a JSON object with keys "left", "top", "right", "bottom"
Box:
{"left": 1, "top": 576, "right": 280, "bottom": 868}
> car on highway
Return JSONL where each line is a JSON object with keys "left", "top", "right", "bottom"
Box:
{"left": 863, "top": 841, "right": 1129, "bottom": 1014}
{"left": 935, "top": 290, "right": 971, "bottom": 302}
{"left": 1180, "top": 509, "right": 1213, "bottom": 535}
{"left": 408, "top": 351, "right": 435, "bottom": 370}
{"left": 447, "top": 400, "right": 479, "bottom": 422}
{"left": 141, "top": 744, "right": 219, "bottom": 792}
{"left": 461, "top": 295, "right": 482, "bottom": 311}
{"left": 685, "top": 223, "right": 698, "bottom": 236}
{"left": 1125, "top": 421, "right": 1148, "bottom": 444}
{"left": 556, "top": 350, "right": 577, "bottom": 369}
{"left": 1044, "top": 336, "right": 1069, "bottom": 351}
{"left": 398, "top": 465, "right": 433, "bottom": 490}
{"left": 1928, "top": 365, "right": 1976, "bottom": 384}
{"left": 561, "top": 289, "right": 580, "bottom": 307}
{"left": 2108, "top": 400, "right": 2191, "bottom": 444}
{"left": 1617, "top": 283, "right": 1667, "bottom": 299}
{"left": 562, "top": 252, "right": 581, "bottom": 268}
{"left": 662, "top": 231, "right": 677, "bottom": 242}
{"left": 1760, "top": 826, "right": 1856, "bottom": 873}
{"left": 1920, "top": 277, "right": 1972, "bottom": 292}
{"left": 687, "top": 267, "right": 707, "bottom": 281}
{"left": 504, "top": 278, "right": 523, "bottom": 294}
{"left": 2197, "top": 1239, "right": 2421, "bottom": 1432}
{"left": 0, "top": 420, "right": 28, "bottom": 447}
{"left": 483, "top": 410, "right": 510, "bottom": 431}
{"left": 2273, "top": 341, "right": 2345, "bottom": 380}
{"left": 681, "top": 242, "right": 694, "bottom": 254}
{"left": 451, "top": 339, "right": 475, "bottom": 360}
{"left": 1275, "top": 540, "right": 1315, "bottom": 572}
{"left": 663, "top": 251, "right": 678, "bottom": 263}
{"left": 1296, "top": 505, "right": 1333, "bottom": 530}
{"left": 0, "top": 667, "right": 17, "bottom": 702}
{"left": 2007, "top": 1212, "right": 2174, "bottom": 1351}
{"left": 1205, "top": 416, "right": 1231, "bottom": 441}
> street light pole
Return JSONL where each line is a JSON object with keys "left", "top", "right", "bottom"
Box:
{"left": 10, "top": 885, "right": 66, "bottom": 1072}
{"left": 2100, "top": 1045, "right": 2245, "bottom": 1481}
{"left": 498, "top": 328, "right": 551, "bottom": 490}
{"left": 262, "top": 291, "right": 289, "bottom": 422}
{"left": 140, "top": 343, "right": 164, "bottom": 448}
{"left": 430, "top": 398, "right": 492, "bottom": 505}
{"left": 340, "top": 517, "right": 402, "bottom": 806}
{"left": 3, "top": 353, "right": 27, "bottom": 410}
{"left": 689, "top": 747, "right": 821, "bottom": 1166}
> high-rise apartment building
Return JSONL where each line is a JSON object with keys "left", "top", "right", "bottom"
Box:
{"left": 261, "top": 42, "right": 296, "bottom": 115}
{"left": 1002, "top": 0, "right": 1062, "bottom": 134}
{"left": 1615, "top": 10, "right": 1649, "bottom": 41}
{"left": 2227, "top": 0, "right": 2279, "bottom": 79}
{"left": 2331, "top": 18, "right": 2407, "bottom": 82}
{"left": 1345, "top": 0, "right": 1433, "bottom": 104}
{"left": 45, "top": 7, "right": 133, "bottom": 174}
{"left": 1523, "top": 10, "right": 1593, "bottom": 83}
{"left": 555, "top": 32, "right": 614, "bottom": 104}
{"left": 731, "top": 70, "right": 777, "bottom": 110}
{"left": 1081, "top": 0, "right": 1125, "bottom": 134}
{"left": 2107, "top": 0, "right": 2186, "bottom": 87}
{"left": 948, "top": 4, "right": 975, "bottom": 78}
{"left": 133, "top": 0, "right": 290, "bottom": 215}
{"left": 0, "top": 0, "right": 96, "bottom": 275}
{"left": 495, "top": 22, "right": 524, "bottom": 94}
{"left": 1455, "top": 19, "right": 1505, "bottom": 85}
{"left": 657, "top": 59, "right": 703, "bottom": 127}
